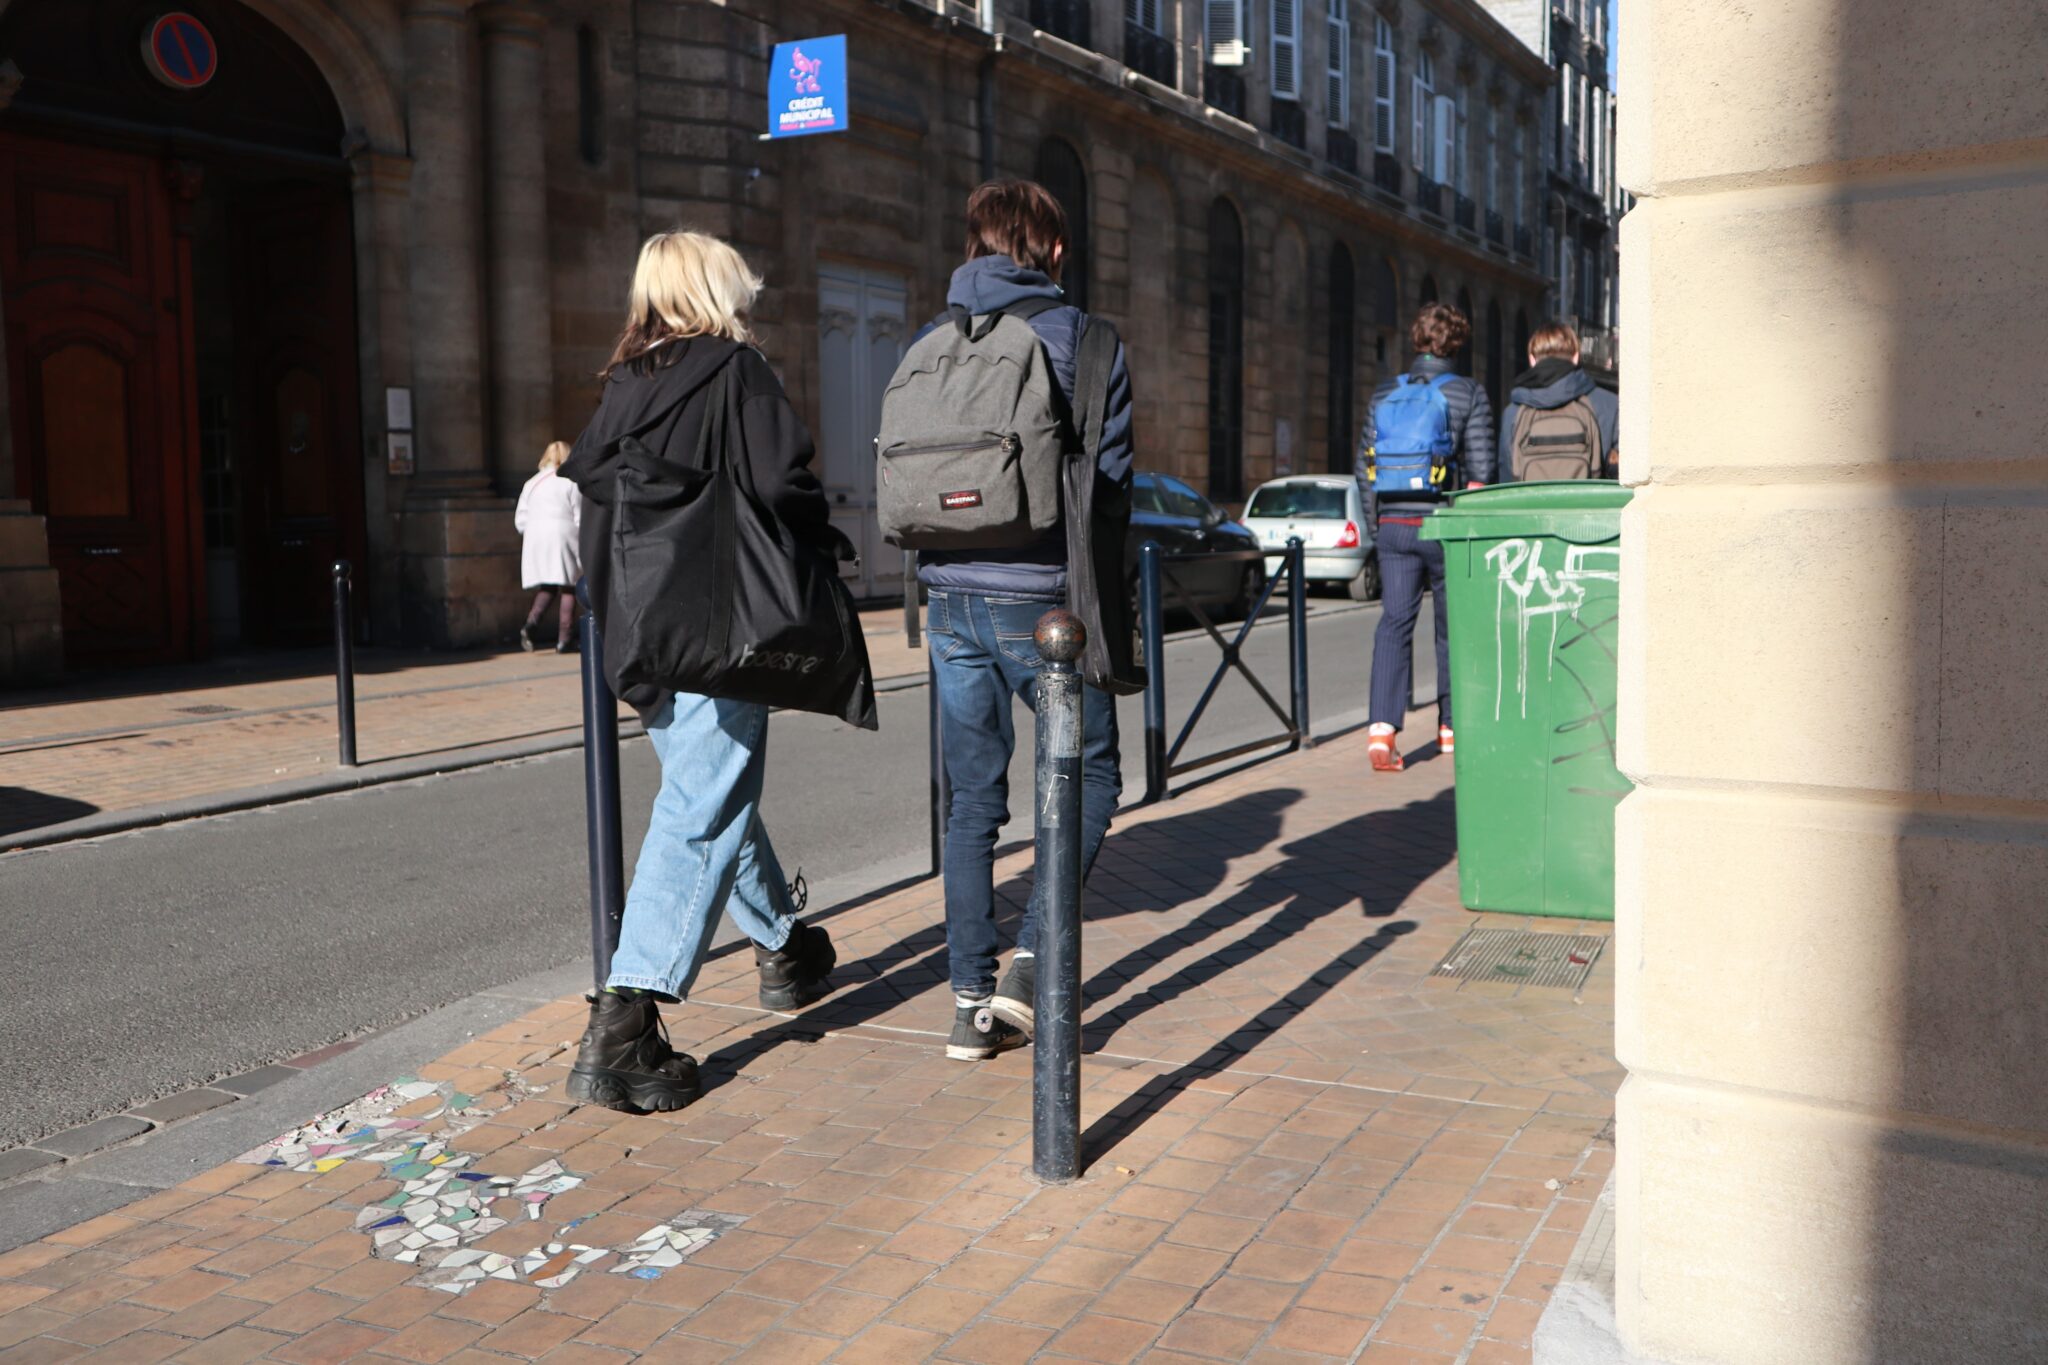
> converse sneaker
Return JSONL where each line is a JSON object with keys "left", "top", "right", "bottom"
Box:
{"left": 988, "top": 955, "right": 1036, "bottom": 1038}
{"left": 947, "top": 998, "right": 1025, "bottom": 1061}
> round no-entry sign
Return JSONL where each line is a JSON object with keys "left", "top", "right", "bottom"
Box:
{"left": 143, "top": 12, "right": 218, "bottom": 90}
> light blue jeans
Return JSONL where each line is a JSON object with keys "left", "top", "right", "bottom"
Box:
{"left": 606, "top": 691, "right": 799, "bottom": 1000}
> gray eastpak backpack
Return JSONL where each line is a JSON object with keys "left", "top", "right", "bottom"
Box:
{"left": 875, "top": 298, "right": 1070, "bottom": 550}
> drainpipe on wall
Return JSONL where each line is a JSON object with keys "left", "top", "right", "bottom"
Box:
{"left": 976, "top": 0, "right": 998, "bottom": 182}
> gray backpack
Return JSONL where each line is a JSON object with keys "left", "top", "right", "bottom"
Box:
{"left": 875, "top": 298, "right": 1071, "bottom": 550}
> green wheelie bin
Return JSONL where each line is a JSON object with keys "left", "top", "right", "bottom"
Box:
{"left": 1420, "top": 483, "right": 1632, "bottom": 920}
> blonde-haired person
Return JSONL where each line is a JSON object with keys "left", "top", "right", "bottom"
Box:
{"left": 512, "top": 440, "right": 583, "bottom": 652}
{"left": 556, "top": 231, "right": 844, "bottom": 1113}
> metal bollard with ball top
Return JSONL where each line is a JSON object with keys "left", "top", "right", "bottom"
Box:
{"left": 1031, "top": 607, "right": 1086, "bottom": 1182}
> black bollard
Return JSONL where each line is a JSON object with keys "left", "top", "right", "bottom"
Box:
{"left": 1287, "top": 536, "right": 1311, "bottom": 750}
{"left": 1031, "top": 608, "right": 1087, "bottom": 1183}
{"left": 332, "top": 561, "right": 357, "bottom": 768}
{"left": 577, "top": 580, "right": 625, "bottom": 988}
{"left": 1139, "top": 540, "right": 1167, "bottom": 804}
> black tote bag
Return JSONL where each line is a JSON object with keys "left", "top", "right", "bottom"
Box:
{"left": 604, "top": 364, "right": 877, "bottom": 730}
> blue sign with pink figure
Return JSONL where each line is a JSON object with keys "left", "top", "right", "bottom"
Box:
{"left": 767, "top": 35, "right": 848, "bottom": 139}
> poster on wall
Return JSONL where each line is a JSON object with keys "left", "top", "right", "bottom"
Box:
{"left": 767, "top": 34, "right": 848, "bottom": 139}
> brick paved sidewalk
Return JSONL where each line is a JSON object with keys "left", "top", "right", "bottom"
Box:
{"left": 0, "top": 731, "right": 1617, "bottom": 1364}
{"left": 0, "top": 608, "right": 929, "bottom": 847}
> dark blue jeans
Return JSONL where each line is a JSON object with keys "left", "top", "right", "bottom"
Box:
{"left": 928, "top": 589, "right": 1123, "bottom": 997}
{"left": 1369, "top": 519, "right": 1450, "bottom": 731}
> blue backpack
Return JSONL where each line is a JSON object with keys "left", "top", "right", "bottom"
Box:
{"left": 1369, "top": 373, "right": 1457, "bottom": 495}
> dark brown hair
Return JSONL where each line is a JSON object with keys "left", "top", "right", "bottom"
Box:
{"left": 1410, "top": 301, "right": 1471, "bottom": 358}
{"left": 965, "top": 179, "right": 1067, "bottom": 278}
{"left": 1527, "top": 320, "right": 1581, "bottom": 361}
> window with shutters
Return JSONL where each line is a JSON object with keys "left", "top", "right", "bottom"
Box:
{"left": 1513, "top": 122, "right": 1526, "bottom": 223}
{"left": 1431, "top": 92, "right": 1455, "bottom": 186}
{"left": 1371, "top": 17, "right": 1394, "bottom": 152}
{"left": 1206, "top": 0, "right": 1247, "bottom": 66}
{"left": 1577, "top": 71, "right": 1589, "bottom": 179}
{"left": 1326, "top": 0, "right": 1349, "bottom": 128}
{"left": 1270, "top": 0, "right": 1300, "bottom": 102}
{"left": 1485, "top": 102, "right": 1497, "bottom": 211}
{"left": 1453, "top": 85, "right": 1468, "bottom": 193}
{"left": 1410, "top": 48, "right": 1433, "bottom": 170}
{"left": 1126, "top": 0, "right": 1163, "bottom": 34}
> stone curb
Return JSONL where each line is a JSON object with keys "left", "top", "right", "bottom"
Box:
{"left": 1, "top": 602, "right": 1372, "bottom": 856}
{"left": 0, "top": 667, "right": 940, "bottom": 855}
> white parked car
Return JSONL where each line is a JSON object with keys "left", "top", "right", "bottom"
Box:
{"left": 1241, "top": 475, "right": 1379, "bottom": 601}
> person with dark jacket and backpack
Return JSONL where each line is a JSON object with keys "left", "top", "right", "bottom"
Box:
{"left": 1356, "top": 301, "right": 1495, "bottom": 772}
{"left": 890, "top": 180, "right": 1135, "bottom": 1062}
{"left": 556, "top": 232, "right": 843, "bottom": 1114}
{"left": 1498, "top": 320, "right": 1619, "bottom": 481}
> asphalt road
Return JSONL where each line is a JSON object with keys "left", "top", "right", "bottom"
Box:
{"left": 0, "top": 599, "right": 1438, "bottom": 1152}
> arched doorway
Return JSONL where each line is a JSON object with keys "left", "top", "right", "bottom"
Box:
{"left": 1419, "top": 273, "right": 1439, "bottom": 307}
{"left": 1514, "top": 308, "right": 1531, "bottom": 373}
{"left": 1486, "top": 298, "right": 1505, "bottom": 411}
{"left": 1327, "top": 243, "right": 1356, "bottom": 473}
{"left": 1034, "top": 138, "right": 1090, "bottom": 311}
{"left": 0, "top": 0, "right": 363, "bottom": 662}
{"left": 1455, "top": 287, "right": 1475, "bottom": 376}
{"left": 1206, "top": 198, "right": 1244, "bottom": 499}
{"left": 1374, "top": 255, "right": 1399, "bottom": 365}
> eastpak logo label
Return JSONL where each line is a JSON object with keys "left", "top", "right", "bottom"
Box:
{"left": 940, "top": 490, "right": 983, "bottom": 510}
{"left": 736, "top": 642, "right": 823, "bottom": 674}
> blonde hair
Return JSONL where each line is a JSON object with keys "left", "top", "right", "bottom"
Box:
{"left": 601, "top": 231, "right": 762, "bottom": 380}
{"left": 539, "top": 440, "right": 571, "bottom": 472}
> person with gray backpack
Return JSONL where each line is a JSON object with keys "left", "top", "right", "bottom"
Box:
{"left": 1498, "top": 320, "right": 1619, "bottom": 481}
{"left": 875, "top": 179, "right": 1138, "bottom": 1063}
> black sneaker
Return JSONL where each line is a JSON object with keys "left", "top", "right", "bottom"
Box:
{"left": 947, "top": 999, "right": 1025, "bottom": 1062}
{"left": 988, "top": 956, "right": 1036, "bottom": 1038}
{"left": 756, "top": 921, "right": 836, "bottom": 1010}
{"left": 565, "top": 990, "right": 700, "bottom": 1113}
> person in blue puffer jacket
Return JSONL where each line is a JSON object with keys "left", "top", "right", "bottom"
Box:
{"left": 914, "top": 180, "right": 1133, "bottom": 1064}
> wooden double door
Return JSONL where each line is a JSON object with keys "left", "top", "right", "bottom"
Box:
{"left": 0, "top": 129, "right": 360, "bottom": 664}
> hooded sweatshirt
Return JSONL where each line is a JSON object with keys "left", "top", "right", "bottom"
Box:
{"left": 560, "top": 336, "right": 844, "bottom": 717}
{"left": 914, "top": 255, "right": 1134, "bottom": 600}
{"left": 1497, "top": 357, "right": 1619, "bottom": 479}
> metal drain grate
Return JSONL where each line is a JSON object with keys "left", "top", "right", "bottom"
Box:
{"left": 1434, "top": 928, "right": 1607, "bottom": 990}
{"left": 174, "top": 704, "right": 238, "bottom": 715}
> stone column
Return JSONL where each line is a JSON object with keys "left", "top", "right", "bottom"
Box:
{"left": 1598, "top": 2, "right": 2048, "bottom": 1362}
{"left": 398, "top": 0, "right": 523, "bottom": 647}
{"left": 478, "top": 2, "right": 555, "bottom": 494}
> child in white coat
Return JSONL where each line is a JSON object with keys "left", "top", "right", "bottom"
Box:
{"left": 514, "top": 441, "right": 584, "bottom": 652}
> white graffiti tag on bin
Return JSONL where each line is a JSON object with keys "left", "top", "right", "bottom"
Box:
{"left": 1483, "top": 538, "right": 1620, "bottom": 720}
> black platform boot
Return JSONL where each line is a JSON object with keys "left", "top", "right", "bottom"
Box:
{"left": 755, "top": 922, "right": 836, "bottom": 1010}
{"left": 565, "top": 990, "right": 700, "bottom": 1113}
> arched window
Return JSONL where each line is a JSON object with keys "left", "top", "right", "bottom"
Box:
{"left": 1455, "top": 287, "right": 1475, "bottom": 376}
{"left": 1374, "top": 256, "right": 1398, "bottom": 363}
{"left": 1419, "top": 273, "right": 1439, "bottom": 306}
{"left": 1034, "top": 139, "right": 1090, "bottom": 311}
{"left": 1327, "top": 243, "right": 1356, "bottom": 474}
{"left": 1206, "top": 198, "right": 1245, "bottom": 500}
{"left": 1485, "top": 299, "right": 1505, "bottom": 412}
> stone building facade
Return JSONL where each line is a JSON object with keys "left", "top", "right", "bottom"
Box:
{"left": 1472, "top": 0, "right": 1617, "bottom": 381}
{"left": 0, "top": 0, "right": 1547, "bottom": 678}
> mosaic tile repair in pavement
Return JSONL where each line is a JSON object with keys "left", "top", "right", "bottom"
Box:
{"left": 237, "top": 1073, "right": 749, "bottom": 1296}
